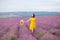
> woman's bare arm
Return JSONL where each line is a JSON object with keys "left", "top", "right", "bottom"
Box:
{"left": 26, "top": 18, "right": 30, "bottom": 22}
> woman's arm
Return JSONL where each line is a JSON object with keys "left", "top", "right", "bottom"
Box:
{"left": 20, "top": 18, "right": 30, "bottom": 25}
{"left": 26, "top": 18, "right": 30, "bottom": 22}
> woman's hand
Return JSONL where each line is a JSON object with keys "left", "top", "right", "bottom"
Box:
{"left": 20, "top": 20, "right": 24, "bottom": 25}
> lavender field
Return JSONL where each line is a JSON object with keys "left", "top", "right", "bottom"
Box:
{"left": 0, "top": 16, "right": 60, "bottom": 40}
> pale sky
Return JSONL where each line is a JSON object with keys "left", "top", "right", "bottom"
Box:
{"left": 0, "top": 0, "right": 60, "bottom": 12}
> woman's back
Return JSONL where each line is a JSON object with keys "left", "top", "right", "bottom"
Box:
{"left": 30, "top": 18, "right": 36, "bottom": 24}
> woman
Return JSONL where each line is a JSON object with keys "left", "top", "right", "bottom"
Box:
{"left": 20, "top": 14, "right": 36, "bottom": 33}
{"left": 26, "top": 14, "right": 36, "bottom": 33}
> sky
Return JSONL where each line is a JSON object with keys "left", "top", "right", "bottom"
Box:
{"left": 0, "top": 0, "right": 60, "bottom": 12}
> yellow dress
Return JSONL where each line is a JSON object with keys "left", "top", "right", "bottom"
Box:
{"left": 29, "top": 18, "right": 36, "bottom": 31}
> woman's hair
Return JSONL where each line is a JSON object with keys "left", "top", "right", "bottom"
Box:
{"left": 31, "top": 14, "right": 35, "bottom": 18}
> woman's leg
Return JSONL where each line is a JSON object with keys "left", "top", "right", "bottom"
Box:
{"left": 31, "top": 28, "right": 36, "bottom": 33}
{"left": 31, "top": 28, "right": 33, "bottom": 33}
